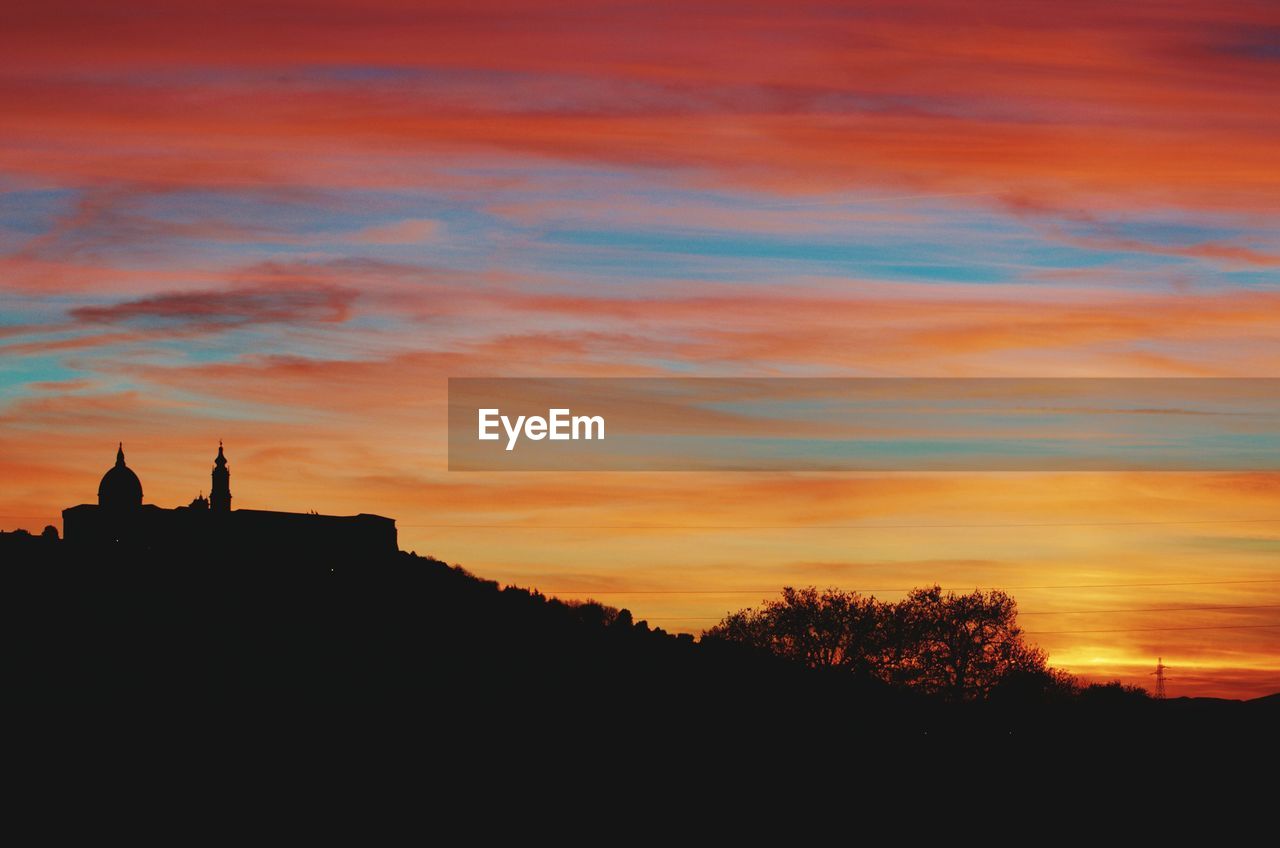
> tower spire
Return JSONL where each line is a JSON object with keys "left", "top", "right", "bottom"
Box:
{"left": 116, "top": 442, "right": 125, "bottom": 466}
{"left": 211, "top": 441, "right": 232, "bottom": 512}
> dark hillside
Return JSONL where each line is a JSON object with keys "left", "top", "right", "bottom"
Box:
{"left": 3, "top": 543, "right": 1276, "bottom": 751}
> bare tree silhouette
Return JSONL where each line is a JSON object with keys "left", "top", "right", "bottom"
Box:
{"left": 707, "top": 584, "right": 1054, "bottom": 700}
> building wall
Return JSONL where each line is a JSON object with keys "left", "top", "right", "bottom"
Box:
{"left": 62, "top": 504, "right": 398, "bottom": 561}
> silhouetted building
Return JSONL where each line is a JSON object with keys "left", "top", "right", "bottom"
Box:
{"left": 211, "top": 441, "right": 231, "bottom": 512}
{"left": 99, "top": 443, "right": 143, "bottom": 509}
{"left": 62, "top": 444, "right": 397, "bottom": 558}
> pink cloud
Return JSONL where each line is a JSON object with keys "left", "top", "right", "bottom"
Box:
{"left": 346, "top": 218, "right": 440, "bottom": 245}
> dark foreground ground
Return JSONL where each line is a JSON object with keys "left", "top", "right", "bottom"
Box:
{"left": 6, "top": 541, "right": 1270, "bottom": 826}
{"left": 6, "top": 541, "right": 1275, "bottom": 746}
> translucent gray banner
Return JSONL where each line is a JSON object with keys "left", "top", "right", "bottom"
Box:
{"left": 448, "top": 378, "right": 1280, "bottom": 471}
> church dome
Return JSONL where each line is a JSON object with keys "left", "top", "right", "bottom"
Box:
{"left": 98, "top": 443, "right": 143, "bottom": 508}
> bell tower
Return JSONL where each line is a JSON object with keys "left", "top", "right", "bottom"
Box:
{"left": 211, "top": 441, "right": 232, "bottom": 512}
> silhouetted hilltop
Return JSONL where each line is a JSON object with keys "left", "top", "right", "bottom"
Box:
{"left": 4, "top": 540, "right": 1276, "bottom": 748}
{"left": 6, "top": 544, "right": 883, "bottom": 731}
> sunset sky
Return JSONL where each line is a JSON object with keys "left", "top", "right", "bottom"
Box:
{"left": 2, "top": 0, "right": 1278, "bottom": 697}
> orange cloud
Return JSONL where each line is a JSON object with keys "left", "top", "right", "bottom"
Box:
{"left": 1, "top": 1, "right": 1277, "bottom": 208}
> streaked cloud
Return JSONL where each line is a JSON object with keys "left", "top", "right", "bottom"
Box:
{"left": 2, "top": 0, "right": 1278, "bottom": 697}
{"left": 69, "top": 284, "right": 358, "bottom": 329}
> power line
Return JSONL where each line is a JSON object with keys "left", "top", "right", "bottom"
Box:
{"left": 13, "top": 515, "right": 1280, "bottom": 530}
{"left": 528, "top": 578, "right": 1280, "bottom": 595}
{"left": 402, "top": 518, "right": 1280, "bottom": 530}
{"left": 1026, "top": 623, "right": 1280, "bottom": 635}
{"left": 980, "top": 578, "right": 1280, "bottom": 591}
{"left": 639, "top": 619, "right": 1280, "bottom": 634}
{"left": 643, "top": 603, "right": 1280, "bottom": 622}
{"left": 645, "top": 604, "right": 1280, "bottom": 625}
{"left": 1020, "top": 603, "right": 1280, "bottom": 616}
{"left": 11, "top": 515, "right": 1280, "bottom": 529}
{"left": 638, "top": 620, "right": 1280, "bottom": 635}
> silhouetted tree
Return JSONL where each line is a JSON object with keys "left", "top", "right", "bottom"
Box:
{"left": 890, "top": 585, "right": 1047, "bottom": 700}
{"left": 708, "top": 584, "right": 1054, "bottom": 700}
{"left": 707, "top": 587, "right": 882, "bottom": 674}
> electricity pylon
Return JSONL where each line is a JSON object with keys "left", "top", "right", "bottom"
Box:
{"left": 1150, "top": 657, "right": 1168, "bottom": 699}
